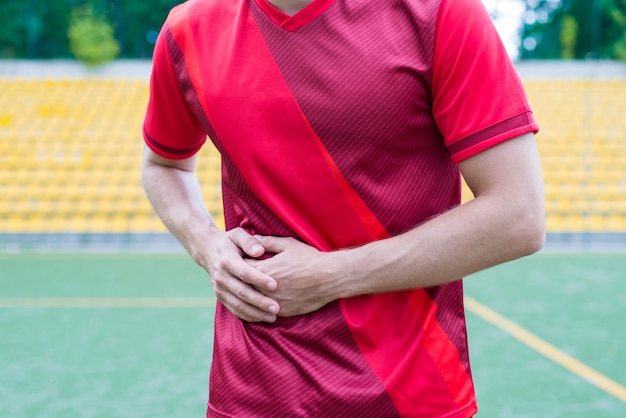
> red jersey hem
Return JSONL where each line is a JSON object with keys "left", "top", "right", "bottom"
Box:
{"left": 207, "top": 402, "right": 477, "bottom": 417}
{"left": 450, "top": 124, "right": 539, "bottom": 164}
{"left": 143, "top": 124, "right": 205, "bottom": 160}
{"left": 448, "top": 111, "right": 539, "bottom": 164}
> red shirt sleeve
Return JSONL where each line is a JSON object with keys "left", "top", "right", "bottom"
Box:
{"left": 432, "top": 0, "right": 539, "bottom": 163}
{"left": 143, "top": 20, "right": 206, "bottom": 160}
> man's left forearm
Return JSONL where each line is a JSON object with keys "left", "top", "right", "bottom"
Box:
{"left": 329, "top": 188, "right": 544, "bottom": 300}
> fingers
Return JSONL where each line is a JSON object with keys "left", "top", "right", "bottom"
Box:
{"left": 211, "top": 264, "right": 279, "bottom": 322}
{"left": 222, "top": 228, "right": 277, "bottom": 290}
{"left": 207, "top": 228, "right": 280, "bottom": 322}
{"left": 230, "top": 227, "right": 266, "bottom": 258}
{"left": 253, "top": 235, "right": 296, "bottom": 254}
{"left": 215, "top": 278, "right": 279, "bottom": 323}
{"left": 211, "top": 252, "right": 279, "bottom": 313}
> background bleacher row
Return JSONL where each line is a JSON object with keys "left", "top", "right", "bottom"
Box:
{"left": 0, "top": 77, "right": 625, "bottom": 234}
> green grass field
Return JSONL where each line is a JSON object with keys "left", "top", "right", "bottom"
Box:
{"left": 1, "top": 252, "right": 624, "bottom": 417}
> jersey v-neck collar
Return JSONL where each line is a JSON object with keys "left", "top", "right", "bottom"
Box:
{"left": 252, "top": 0, "right": 336, "bottom": 31}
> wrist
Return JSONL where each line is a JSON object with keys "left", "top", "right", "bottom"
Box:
{"left": 186, "top": 222, "right": 222, "bottom": 267}
{"left": 325, "top": 247, "right": 369, "bottom": 300}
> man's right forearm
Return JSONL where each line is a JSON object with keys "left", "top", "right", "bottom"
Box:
{"left": 141, "top": 144, "right": 280, "bottom": 321}
{"left": 141, "top": 148, "right": 219, "bottom": 264}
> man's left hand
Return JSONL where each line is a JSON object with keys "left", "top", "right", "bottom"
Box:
{"left": 244, "top": 236, "right": 338, "bottom": 317}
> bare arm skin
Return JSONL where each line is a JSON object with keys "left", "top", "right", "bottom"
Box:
{"left": 246, "top": 132, "right": 546, "bottom": 317}
{"left": 141, "top": 144, "right": 280, "bottom": 322}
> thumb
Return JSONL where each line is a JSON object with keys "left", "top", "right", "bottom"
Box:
{"left": 254, "top": 235, "right": 290, "bottom": 254}
{"left": 230, "top": 228, "right": 265, "bottom": 258}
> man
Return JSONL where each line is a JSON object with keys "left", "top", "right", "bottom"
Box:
{"left": 141, "top": 0, "right": 545, "bottom": 415}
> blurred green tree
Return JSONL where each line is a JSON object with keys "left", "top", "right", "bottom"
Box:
{"left": 560, "top": 14, "right": 578, "bottom": 59}
{"left": 68, "top": 4, "right": 119, "bottom": 66}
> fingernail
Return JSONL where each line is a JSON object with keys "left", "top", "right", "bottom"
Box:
{"left": 264, "top": 315, "right": 275, "bottom": 322}
{"left": 251, "top": 244, "right": 263, "bottom": 254}
{"left": 267, "top": 305, "right": 277, "bottom": 313}
{"left": 266, "top": 281, "right": 277, "bottom": 290}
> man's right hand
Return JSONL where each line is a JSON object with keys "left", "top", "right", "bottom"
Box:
{"left": 142, "top": 145, "right": 280, "bottom": 324}
{"left": 201, "top": 227, "right": 280, "bottom": 323}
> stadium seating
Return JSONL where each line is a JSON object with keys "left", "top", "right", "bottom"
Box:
{"left": 525, "top": 79, "right": 626, "bottom": 232}
{"left": 0, "top": 76, "right": 624, "bottom": 234}
{"left": 0, "top": 78, "right": 223, "bottom": 233}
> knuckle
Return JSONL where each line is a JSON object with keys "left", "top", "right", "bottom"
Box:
{"left": 215, "top": 284, "right": 230, "bottom": 298}
{"left": 231, "top": 227, "right": 246, "bottom": 238}
{"left": 235, "top": 286, "right": 248, "bottom": 301}
{"left": 213, "top": 258, "right": 228, "bottom": 272}
{"left": 232, "top": 301, "right": 247, "bottom": 316}
{"left": 211, "top": 271, "right": 227, "bottom": 288}
{"left": 213, "top": 288, "right": 229, "bottom": 304}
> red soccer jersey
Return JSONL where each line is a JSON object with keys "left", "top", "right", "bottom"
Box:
{"left": 143, "top": 0, "right": 538, "bottom": 416}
